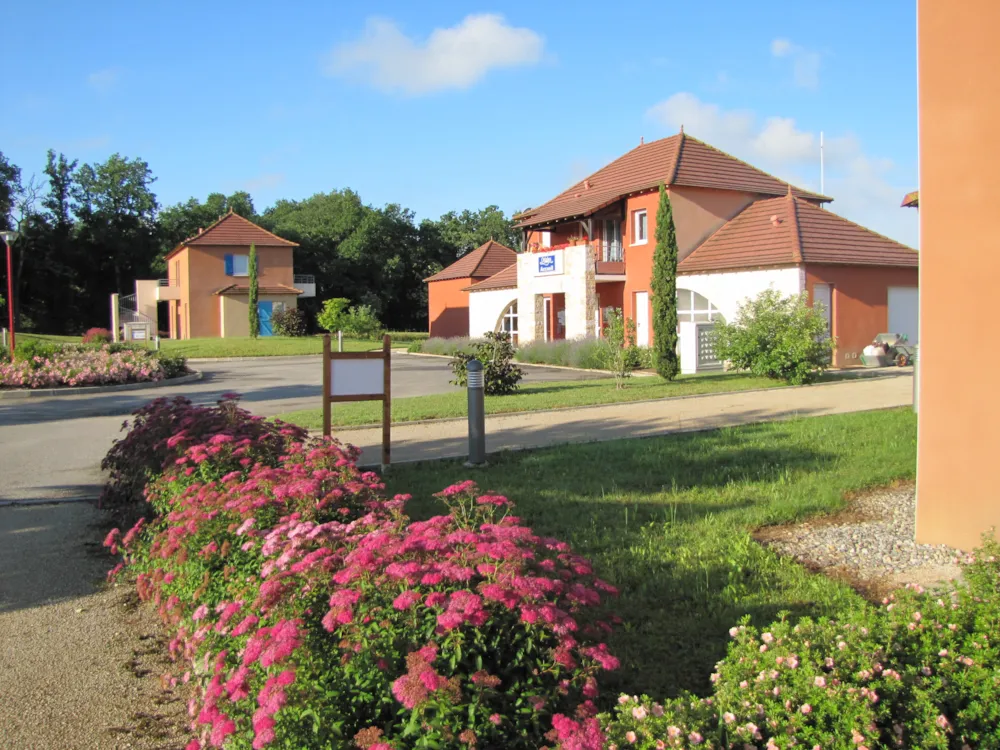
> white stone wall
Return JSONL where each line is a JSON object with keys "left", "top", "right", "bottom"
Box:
{"left": 678, "top": 267, "right": 803, "bottom": 323}
{"left": 516, "top": 246, "right": 597, "bottom": 343}
{"left": 468, "top": 288, "right": 518, "bottom": 337}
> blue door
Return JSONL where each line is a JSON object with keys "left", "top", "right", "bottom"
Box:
{"left": 258, "top": 301, "right": 273, "bottom": 336}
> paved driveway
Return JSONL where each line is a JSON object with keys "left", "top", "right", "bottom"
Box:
{"left": 0, "top": 353, "right": 602, "bottom": 503}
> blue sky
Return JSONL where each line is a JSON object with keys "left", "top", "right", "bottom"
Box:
{"left": 1, "top": 1, "right": 918, "bottom": 246}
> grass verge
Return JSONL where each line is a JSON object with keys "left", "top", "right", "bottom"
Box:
{"left": 158, "top": 336, "right": 381, "bottom": 358}
{"left": 277, "top": 371, "right": 862, "bottom": 429}
{"left": 382, "top": 408, "right": 918, "bottom": 699}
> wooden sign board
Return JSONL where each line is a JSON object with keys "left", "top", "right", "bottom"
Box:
{"left": 322, "top": 334, "right": 391, "bottom": 468}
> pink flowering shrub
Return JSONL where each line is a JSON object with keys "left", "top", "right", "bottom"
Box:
{"left": 104, "top": 406, "right": 621, "bottom": 749}
{"left": 600, "top": 537, "right": 1000, "bottom": 749}
{"left": 82, "top": 327, "right": 113, "bottom": 344}
{"left": 100, "top": 395, "right": 307, "bottom": 511}
{"left": 0, "top": 343, "right": 173, "bottom": 389}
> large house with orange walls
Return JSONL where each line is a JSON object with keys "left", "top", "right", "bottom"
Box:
{"left": 135, "top": 211, "right": 315, "bottom": 339}
{"left": 424, "top": 240, "right": 517, "bottom": 338}
{"left": 455, "top": 131, "right": 919, "bottom": 371}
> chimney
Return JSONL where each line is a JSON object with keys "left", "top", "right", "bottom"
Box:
{"left": 770, "top": 215, "right": 782, "bottom": 227}
{"left": 640, "top": 136, "right": 644, "bottom": 145}
{"left": 584, "top": 179, "right": 591, "bottom": 190}
{"left": 198, "top": 227, "right": 204, "bottom": 234}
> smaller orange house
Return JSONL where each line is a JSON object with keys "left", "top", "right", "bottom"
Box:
{"left": 425, "top": 240, "right": 517, "bottom": 338}
{"left": 160, "top": 211, "right": 311, "bottom": 339}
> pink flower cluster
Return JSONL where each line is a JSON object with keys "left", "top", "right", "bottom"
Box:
{"left": 1, "top": 344, "right": 174, "bottom": 389}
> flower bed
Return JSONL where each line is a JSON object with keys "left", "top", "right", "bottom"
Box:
{"left": 0, "top": 343, "right": 187, "bottom": 389}
{"left": 104, "top": 396, "right": 620, "bottom": 749}
{"left": 103, "top": 396, "right": 1000, "bottom": 749}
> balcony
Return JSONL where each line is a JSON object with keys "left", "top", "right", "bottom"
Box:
{"left": 294, "top": 274, "right": 316, "bottom": 298}
{"left": 593, "top": 241, "right": 626, "bottom": 279}
{"left": 155, "top": 278, "right": 181, "bottom": 301}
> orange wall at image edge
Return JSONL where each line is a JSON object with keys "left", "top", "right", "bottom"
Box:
{"left": 916, "top": 0, "right": 1000, "bottom": 550}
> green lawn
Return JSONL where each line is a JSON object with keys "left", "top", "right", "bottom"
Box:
{"left": 280, "top": 371, "right": 808, "bottom": 429}
{"left": 16, "top": 332, "right": 80, "bottom": 345}
{"left": 382, "top": 408, "right": 917, "bottom": 700}
{"left": 159, "top": 336, "right": 382, "bottom": 358}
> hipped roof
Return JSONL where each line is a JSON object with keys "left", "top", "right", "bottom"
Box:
{"left": 514, "top": 132, "right": 831, "bottom": 229}
{"left": 424, "top": 240, "right": 518, "bottom": 282}
{"left": 165, "top": 210, "right": 298, "bottom": 261}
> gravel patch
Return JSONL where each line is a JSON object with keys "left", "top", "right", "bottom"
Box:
{"left": 756, "top": 485, "right": 968, "bottom": 592}
{"left": 0, "top": 502, "right": 188, "bottom": 749}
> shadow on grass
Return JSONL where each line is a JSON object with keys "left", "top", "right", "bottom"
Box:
{"left": 385, "top": 422, "right": 871, "bottom": 700}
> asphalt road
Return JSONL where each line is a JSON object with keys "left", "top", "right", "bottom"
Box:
{"left": 0, "top": 353, "right": 601, "bottom": 503}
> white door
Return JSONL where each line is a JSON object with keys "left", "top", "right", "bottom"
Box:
{"left": 888, "top": 287, "right": 919, "bottom": 344}
{"left": 813, "top": 284, "right": 832, "bottom": 336}
{"left": 635, "top": 292, "right": 650, "bottom": 346}
{"left": 543, "top": 297, "right": 552, "bottom": 341}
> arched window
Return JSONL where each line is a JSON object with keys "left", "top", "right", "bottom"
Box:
{"left": 676, "top": 289, "right": 724, "bottom": 323}
{"left": 495, "top": 300, "right": 518, "bottom": 343}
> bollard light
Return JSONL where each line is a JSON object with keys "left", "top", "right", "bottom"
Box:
{"left": 466, "top": 359, "right": 487, "bottom": 466}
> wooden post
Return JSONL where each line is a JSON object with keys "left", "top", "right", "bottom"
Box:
{"left": 322, "top": 334, "right": 332, "bottom": 438}
{"left": 382, "top": 334, "right": 391, "bottom": 469}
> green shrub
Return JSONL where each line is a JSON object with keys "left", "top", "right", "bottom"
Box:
{"left": 601, "top": 309, "right": 643, "bottom": 389}
{"left": 602, "top": 536, "right": 1000, "bottom": 750}
{"left": 152, "top": 351, "right": 188, "bottom": 379}
{"left": 317, "top": 298, "right": 383, "bottom": 340}
{"left": 450, "top": 331, "right": 523, "bottom": 395}
{"left": 14, "top": 338, "right": 61, "bottom": 366}
{"left": 316, "top": 297, "right": 350, "bottom": 333}
{"left": 271, "top": 308, "right": 307, "bottom": 337}
{"left": 714, "top": 289, "right": 834, "bottom": 385}
{"left": 343, "top": 304, "right": 382, "bottom": 340}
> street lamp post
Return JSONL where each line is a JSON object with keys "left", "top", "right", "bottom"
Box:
{"left": 0, "top": 231, "right": 17, "bottom": 352}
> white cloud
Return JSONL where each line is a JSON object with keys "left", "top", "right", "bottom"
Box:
{"left": 770, "top": 38, "right": 820, "bottom": 89}
{"left": 87, "top": 68, "right": 121, "bottom": 94}
{"left": 647, "top": 93, "right": 918, "bottom": 247}
{"left": 324, "top": 14, "right": 544, "bottom": 95}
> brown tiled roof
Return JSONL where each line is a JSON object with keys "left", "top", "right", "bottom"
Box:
{"left": 165, "top": 210, "right": 298, "bottom": 260}
{"left": 514, "top": 132, "right": 831, "bottom": 228}
{"left": 901, "top": 190, "right": 919, "bottom": 208}
{"left": 424, "top": 240, "right": 518, "bottom": 282}
{"left": 213, "top": 283, "right": 304, "bottom": 296}
{"left": 679, "top": 192, "right": 918, "bottom": 274}
{"left": 465, "top": 263, "right": 517, "bottom": 292}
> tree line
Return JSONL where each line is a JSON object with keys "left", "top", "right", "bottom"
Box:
{"left": 0, "top": 148, "right": 521, "bottom": 334}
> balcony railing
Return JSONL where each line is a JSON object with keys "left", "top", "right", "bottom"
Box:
{"left": 592, "top": 242, "right": 625, "bottom": 277}
{"left": 158, "top": 278, "right": 178, "bottom": 286}
{"left": 294, "top": 274, "right": 315, "bottom": 285}
{"left": 294, "top": 274, "right": 316, "bottom": 298}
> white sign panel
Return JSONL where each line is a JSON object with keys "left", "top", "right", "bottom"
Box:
{"left": 534, "top": 250, "right": 563, "bottom": 277}
{"left": 330, "top": 359, "right": 385, "bottom": 397}
{"left": 131, "top": 328, "right": 147, "bottom": 340}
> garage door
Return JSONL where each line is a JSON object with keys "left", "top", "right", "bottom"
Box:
{"left": 888, "top": 287, "right": 919, "bottom": 344}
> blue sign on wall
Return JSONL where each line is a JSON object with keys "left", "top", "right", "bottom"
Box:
{"left": 538, "top": 255, "right": 556, "bottom": 273}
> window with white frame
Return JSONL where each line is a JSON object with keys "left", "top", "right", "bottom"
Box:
{"left": 676, "top": 289, "right": 724, "bottom": 323}
{"left": 497, "top": 301, "right": 518, "bottom": 340}
{"left": 632, "top": 209, "right": 648, "bottom": 244}
{"left": 231, "top": 254, "right": 249, "bottom": 276}
{"left": 541, "top": 231, "right": 552, "bottom": 248}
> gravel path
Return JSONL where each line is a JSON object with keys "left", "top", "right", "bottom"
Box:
{"left": 0, "top": 502, "right": 187, "bottom": 749}
{"left": 757, "top": 484, "right": 968, "bottom": 591}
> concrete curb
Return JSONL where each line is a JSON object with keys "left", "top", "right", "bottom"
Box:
{"left": 303, "top": 368, "right": 912, "bottom": 433}
{"left": 0, "top": 370, "right": 203, "bottom": 400}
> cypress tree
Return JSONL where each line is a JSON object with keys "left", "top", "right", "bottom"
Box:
{"left": 651, "top": 183, "right": 679, "bottom": 380}
{"left": 248, "top": 243, "right": 259, "bottom": 338}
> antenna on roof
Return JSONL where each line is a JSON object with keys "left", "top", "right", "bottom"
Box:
{"left": 820, "top": 131, "right": 825, "bottom": 196}
{"left": 640, "top": 136, "right": 644, "bottom": 145}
